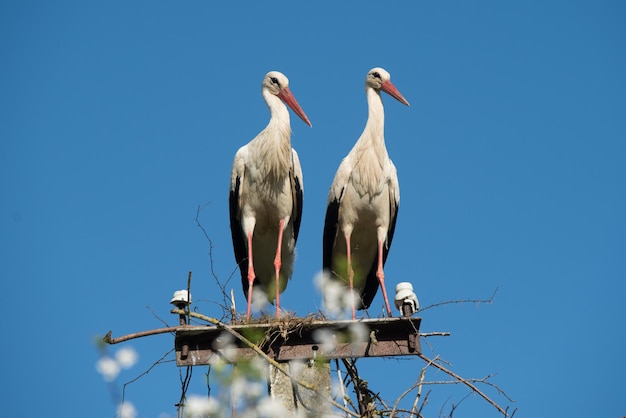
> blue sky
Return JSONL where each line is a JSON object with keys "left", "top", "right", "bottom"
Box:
{"left": 1, "top": 1, "right": 625, "bottom": 417}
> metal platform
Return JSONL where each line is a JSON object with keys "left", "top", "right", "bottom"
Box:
{"left": 175, "top": 316, "right": 421, "bottom": 366}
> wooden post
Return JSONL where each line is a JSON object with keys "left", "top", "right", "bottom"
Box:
{"left": 269, "top": 360, "right": 331, "bottom": 417}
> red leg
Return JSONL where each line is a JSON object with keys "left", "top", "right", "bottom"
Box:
{"left": 376, "top": 240, "right": 392, "bottom": 317}
{"left": 273, "top": 219, "right": 285, "bottom": 319}
{"left": 345, "top": 234, "right": 356, "bottom": 320}
{"left": 246, "top": 231, "right": 256, "bottom": 321}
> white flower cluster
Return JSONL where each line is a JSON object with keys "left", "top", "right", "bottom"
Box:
{"left": 183, "top": 392, "right": 305, "bottom": 418}
{"left": 312, "top": 319, "right": 369, "bottom": 358}
{"left": 183, "top": 352, "right": 294, "bottom": 417}
{"left": 95, "top": 346, "right": 139, "bottom": 382}
{"left": 314, "top": 271, "right": 359, "bottom": 319}
{"left": 96, "top": 346, "right": 139, "bottom": 418}
{"left": 182, "top": 395, "right": 220, "bottom": 417}
{"left": 116, "top": 402, "right": 137, "bottom": 418}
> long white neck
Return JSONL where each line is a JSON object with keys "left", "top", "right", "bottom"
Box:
{"left": 347, "top": 86, "right": 389, "bottom": 195}
{"left": 251, "top": 90, "right": 293, "bottom": 180}
{"left": 354, "top": 86, "right": 387, "bottom": 158}
{"left": 265, "top": 90, "right": 292, "bottom": 139}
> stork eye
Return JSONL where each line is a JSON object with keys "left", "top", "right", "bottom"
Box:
{"left": 372, "top": 72, "right": 381, "bottom": 79}
{"left": 270, "top": 77, "right": 280, "bottom": 86}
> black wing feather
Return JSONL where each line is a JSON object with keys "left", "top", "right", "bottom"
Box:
{"left": 322, "top": 196, "right": 341, "bottom": 272}
{"left": 291, "top": 170, "right": 303, "bottom": 242}
{"left": 229, "top": 176, "right": 251, "bottom": 297}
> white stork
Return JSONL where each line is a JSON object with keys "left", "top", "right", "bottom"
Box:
{"left": 323, "top": 67, "right": 409, "bottom": 319}
{"left": 230, "top": 71, "right": 311, "bottom": 321}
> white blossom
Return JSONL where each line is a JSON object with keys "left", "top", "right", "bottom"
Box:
{"left": 348, "top": 322, "right": 369, "bottom": 343}
{"left": 117, "top": 402, "right": 137, "bottom": 418}
{"left": 256, "top": 397, "right": 290, "bottom": 417}
{"left": 95, "top": 356, "right": 120, "bottom": 382}
{"left": 249, "top": 355, "right": 270, "bottom": 381}
{"left": 212, "top": 331, "right": 238, "bottom": 362}
{"left": 312, "top": 328, "right": 337, "bottom": 354}
{"left": 184, "top": 395, "right": 219, "bottom": 417}
{"left": 115, "top": 347, "right": 138, "bottom": 369}
{"left": 314, "top": 271, "right": 357, "bottom": 319}
{"left": 251, "top": 287, "right": 269, "bottom": 312}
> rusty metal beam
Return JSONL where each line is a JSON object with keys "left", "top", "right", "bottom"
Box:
{"left": 175, "top": 317, "right": 421, "bottom": 366}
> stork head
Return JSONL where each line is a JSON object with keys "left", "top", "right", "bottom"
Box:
{"left": 366, "top": 67, "right": 410, "bottom": 106}
{"left": 263, "top": 71, "right": 312, "bottom": 127}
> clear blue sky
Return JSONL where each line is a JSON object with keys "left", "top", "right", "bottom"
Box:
{"left": 1, "top": 1, "right": 625, "bottom": 417}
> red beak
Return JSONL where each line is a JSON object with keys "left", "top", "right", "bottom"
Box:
{"left": 278, "top": 86, "right": 312, "bottom": 127}
{"left": 381, "top": 81, "right": 410, "bottom": 107}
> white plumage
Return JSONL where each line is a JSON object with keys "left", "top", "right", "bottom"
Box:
{"left": 230, "top": 71, "right": 311, "bottom": 320}
{"left": 323, "top": 67, "right": 409, "bottom": 319}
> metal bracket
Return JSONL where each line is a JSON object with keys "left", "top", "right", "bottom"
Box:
{"left": 174, "top": 317, "right": 421, "bottom": 366}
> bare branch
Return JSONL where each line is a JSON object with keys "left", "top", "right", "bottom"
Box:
{"left": 417, "top": 352, "right": 509, "bottom": 417}
{"left": 418, "top": 389, "right": 431, "bottom": 417}
{"left": 186, "top": 271, "right": 192, "bottom": 326}
{"left": 341, "top": 358, "right": 369, "bottom": 416}
{"left": 175, "top": 365, "right": 192, "bottom": 416}
{"left": 419, "top": 332, "right": 451, "bottom": 338}
{"left": 195, "top": 204, "right": 235, "bottom": 311}
{"left": 418, "top": 287, "right": 499, "bottom": 313}
{"left": 477, "top": 378, "right": 517, "bottom": 403}
{"left": 390, "top": 355, "right": 434, "bottom": 417}
{"left": 147, "top": 305, "right": 172, "bottom": 328}
{"left": 124, "top": 349, "right": 174, "bottom": 388}
{"left": 412, "top": 366, "right": 426, "bottom": 416}
{"left": 334, "top": 360, "right": 350, "bottom": 413}
{"left": 103, "top": 328, "right": 178, "bottom": 345}
{"left": 121, "top": 349, "right": 175, "bottom": 407}
{"left": 195, "top": 203, "right": 219, "bottom": 282}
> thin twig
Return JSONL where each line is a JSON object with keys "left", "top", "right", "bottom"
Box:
{"left": 195, "top": 204, "right": 218, "bottom": 280}
{"left": 417, "top": 352, "right": 508, "bottom": 417}
{"left": 195, "top": 203, "right": 232, "bottom": 308}
{"left": 176, "top": 366, "right": 192, "bottom": 415}
{"left": 419, "top": 332, "right": 451, "bottom": 337}
{"left": 449, "top": 389, "right": 473, "bottom": 417}
{"left": 390, "top": 354, "right": 435, "bottom": 416}
{"left": 412, "top": 367, "right": 426, "bottom": 416}
{"left": 342, "top": 359, "right": 367, "bottom": 416}
{"left": 186, "top": 271, "right": 192, "bottom": 326}
{"left": 121, "top": 349, "right": 175, "bottom": 407}
{"left": 147, "top": 305, "right": 172, "bottom": 328}
{"left": 477, "top": 378, "right": 517, "bottom": 403}
{"left": 334, "top": 359, "right": 349, "bottom": 414}
{"left": 418, "top": 288, "right": 499, "bottom": 313}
